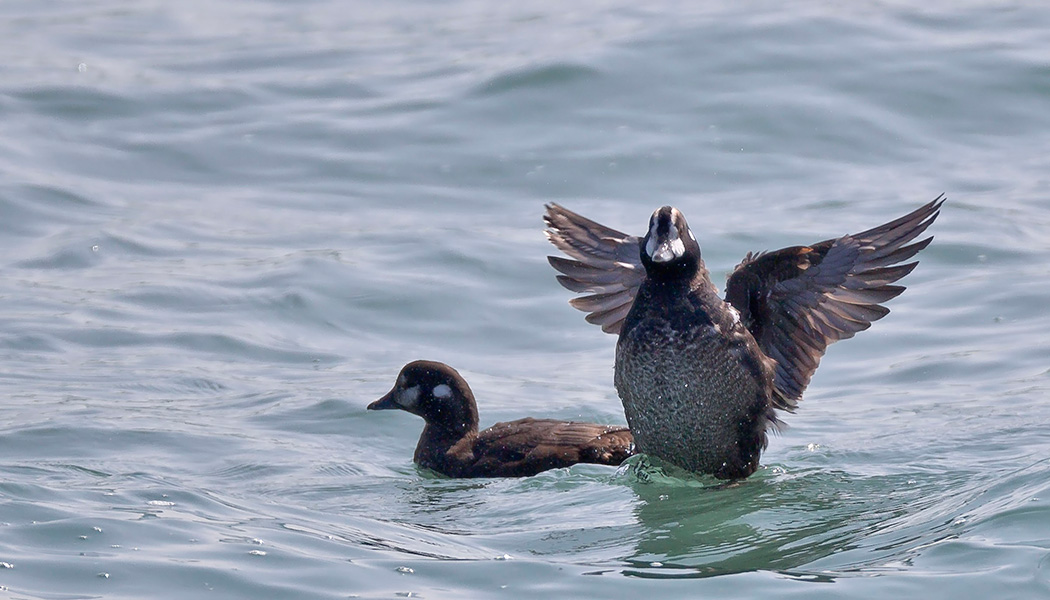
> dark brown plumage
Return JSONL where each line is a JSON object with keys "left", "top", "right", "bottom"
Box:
{"left": 368, "top": 360, "right": 635, "bottom": 478}
{"left": 545, "top": 197, "right": 944, "bottom": 478}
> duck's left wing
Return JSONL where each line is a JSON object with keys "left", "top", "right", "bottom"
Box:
{"left": 544, "top": 204, "right": 644, "bottom": 334}
{"left": 725, "top": 196, "right": 944, "bottom": 410}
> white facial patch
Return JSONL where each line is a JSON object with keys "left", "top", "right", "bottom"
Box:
{"left": 397, "top": 385, "right": 420, "bottom": 408}
{"left": 646, "top": 232, "right": 685, "bottom": 264}
{"left": 432, "top": 384, "right": 452, "bottom": 399}
{"left": 656, "top": 238, "right": 685, "bottom": 262}
{"left": 644, "top": 233, "right": 659, "bottom": 258}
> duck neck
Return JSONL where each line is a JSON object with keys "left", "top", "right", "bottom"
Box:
{"left": 646, "top": 260, "right": 712, "bottom": 297}
{"left": 414, "top": 385, "right": 480, "bottom": 471}
{"left": 414, "top": 425, "right": 478, "bottom": 474}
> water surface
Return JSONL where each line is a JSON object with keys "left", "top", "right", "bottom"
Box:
{"left": 2, "top": 1, "right": 1049, "bottom": 598}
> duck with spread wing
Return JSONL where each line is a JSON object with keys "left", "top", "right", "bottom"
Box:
{"left": 544, "top": 197, "right": 944, "bottom": 479}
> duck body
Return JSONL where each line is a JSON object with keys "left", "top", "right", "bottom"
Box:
{"left": 615, "top": 267, "right": 775, "bottom": 478}
{"left": 546, "top": 198, "right": 944, "bottom": 479}
{"left": 424, "top": 417, "right": 634, "bottom": 478}
{"left": 369, "top": 360, "right": 634, "bottom": 478}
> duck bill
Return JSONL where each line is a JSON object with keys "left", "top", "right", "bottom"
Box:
{"left": 651, "top": 240, "right": 679, "bottom": 262}
{"left": 651, "top": 236, "right": 686, "bottom": 263}
{"left": 367, "top": 389, "right": 399, "bottom": 411}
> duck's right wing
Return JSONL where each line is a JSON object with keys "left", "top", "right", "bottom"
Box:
{"left": 544, "top": 204, "right": 645, "bottom": 335}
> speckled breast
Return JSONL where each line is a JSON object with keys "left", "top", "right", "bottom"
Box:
{"left": 614, "top": 315, "right": 764, "bottom": 475}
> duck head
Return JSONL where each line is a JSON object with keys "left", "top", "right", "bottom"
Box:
{"left": 640, "top": 206, "right": 703, "bottom": 280}
{"left": 369, "top": 360, "right": 480, "bottom": 436}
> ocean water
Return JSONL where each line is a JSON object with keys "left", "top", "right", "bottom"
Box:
{"left": 2, "top": 1, "right": 1049, "bottom": 598}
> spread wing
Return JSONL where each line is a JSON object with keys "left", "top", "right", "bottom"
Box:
{"left": 725, "top": 195, "right": 944, "bottom": 411}
{"left": 471, "top": 418, "right": 635, "bottom": 476}
{"left": 544, "top": 204, "right": 644, "bottom": 334}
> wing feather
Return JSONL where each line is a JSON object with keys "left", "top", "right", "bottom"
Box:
{"left": 544, "top": 204, "right": 645, "bottom": 335}
{"left": 471, "top": 419, "right": 635, "bottom": 476}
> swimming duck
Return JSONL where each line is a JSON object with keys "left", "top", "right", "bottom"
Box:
{"left": 545, "top": 197, "right": 944, "bottom": 479}
{"left": 368, "top": 360, "right": 635, "bottom": 478}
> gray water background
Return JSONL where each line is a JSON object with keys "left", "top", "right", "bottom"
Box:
{"left": 2, "top": 1, "right": 1050, "bottom": 598}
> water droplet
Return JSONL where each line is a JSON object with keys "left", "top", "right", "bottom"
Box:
{"left": 91, "top": 245, "right": 99, "bottom": 252}
{"left": 650, "top": 561, "right": 663, "bottom": 567}
{"left": 396, "top": 566, "right": 414, "bottom": 574}
{"left": 97, "top": 572, "right": 110, "bottom": 579}
{"left": 494, "top": 554, "right": 512, "bottom": 561}
{"left": 78, "top": 63, "right": 87, "bottom": 73}
{"left": 93, "top": 527, "right": 103, "bottom": 533}
{"left": 0, "top": 562, "right": 13, "bottom": 569}
{"left": 248, "top": 550, "right": 266, "bottom": 556}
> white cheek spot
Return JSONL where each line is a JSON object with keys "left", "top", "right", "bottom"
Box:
{"left": 668, "top": 237, "right": 685, "bottom": 256}
{"left": 645, "top": 234, "right": 658, "bottom": 258}
{"left": 397, "top": 385, "right": 420, "bottom": 408}
{"left": 432, "top": 384, "right": 452, "bottom": 399}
